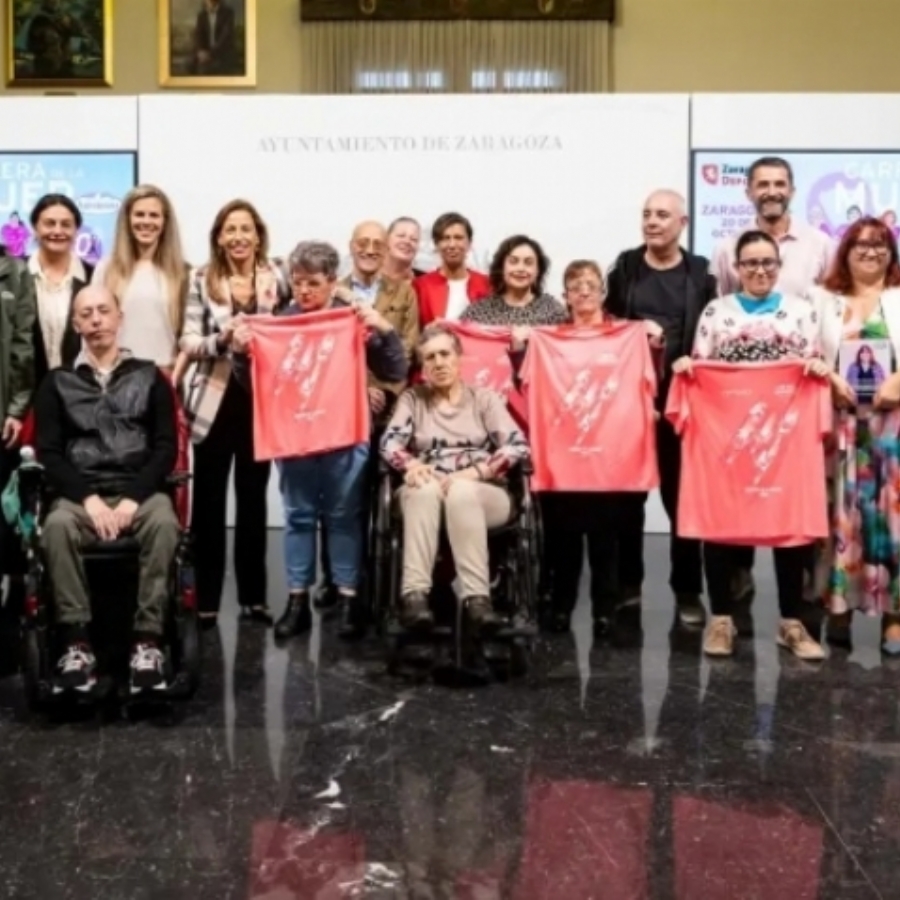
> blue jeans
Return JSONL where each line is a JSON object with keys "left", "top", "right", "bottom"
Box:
{"left": 278, "top": 444, "right": 369, "bottom": 591}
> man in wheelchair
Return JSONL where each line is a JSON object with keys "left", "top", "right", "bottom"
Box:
{"left": 33, "top": 286, "right": 179, "bottom": 694}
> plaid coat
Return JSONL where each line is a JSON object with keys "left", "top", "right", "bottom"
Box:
{"left": 179, "top": 261, "right": 289, "bottom": 443}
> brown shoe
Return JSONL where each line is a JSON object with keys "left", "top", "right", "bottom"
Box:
{"left": 465, "top": 595, "right": 502, "bottom": 635}
{"left": 777, "top": 619, "right": 825, "bottom": 661}
{"left": 703, "top": 615, "right": 736, "bottom": 657}
{"left": 400, "top": 591, "right": 433, "bottom": 631}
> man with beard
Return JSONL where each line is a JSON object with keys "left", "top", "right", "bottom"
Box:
{"left": 710, "top": 156, "right": 835, "bottom": 603}
{"left": 711, "top": 156, "right": 834, "bottom": 297}
{"left": 606, "top": 190, "right": 717, "bottom": 630}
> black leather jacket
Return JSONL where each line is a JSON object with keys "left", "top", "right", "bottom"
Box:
{"left": 35, "top": 357, "right": 177, "bottom": 504}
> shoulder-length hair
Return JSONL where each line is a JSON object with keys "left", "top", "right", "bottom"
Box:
{"left": 823, "top": 216, "right": 900, "bottom": 294}
{"left": 205, "top": 199, "right": 271, "bottom": 304}
{"left": 103, "top": 184, "right": 188, "bottom": 334}
{"left": 488, "top": 234, "right": 550, "bottom": 296}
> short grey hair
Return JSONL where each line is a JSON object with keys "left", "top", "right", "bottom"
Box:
{"left": 288, "top": 240, "right": 340, "bottom": 278}
{"left": 416, "top": 323, "right": 462, "bottom": 361}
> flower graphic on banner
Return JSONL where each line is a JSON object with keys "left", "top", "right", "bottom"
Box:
{"left": 273, "top": 331, "right": 336, "bottom": 420}
{"left": 806, "top": 171, "right": 873, "bottom": 238}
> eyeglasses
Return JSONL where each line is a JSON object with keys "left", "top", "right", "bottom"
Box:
{"left": 737, "top": 258, "right": 780, "bottom": 273}
{"left": 565, "top": 279, "right": 604, "bottom": 294}
{"left": 852, "top": 240, "right": 889, "bottom": 255}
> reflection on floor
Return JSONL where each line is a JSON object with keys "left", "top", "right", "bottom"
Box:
{"left": 0, "top": 536, "right": 897, "bottom": 899}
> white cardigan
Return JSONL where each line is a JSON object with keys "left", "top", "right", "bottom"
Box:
{"left": 808, "top": 285, "right": 900, "bottom": 370}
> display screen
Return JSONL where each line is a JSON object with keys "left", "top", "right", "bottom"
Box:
{"left": 0, "top": 151, "right": 137, "bottom": 264}
{"left": 691, "top": 150, "right": 900, "bottom": 258}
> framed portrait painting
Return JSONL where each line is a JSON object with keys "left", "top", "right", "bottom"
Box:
{"left": 5, "top": 0, "right": 113, "bottom": 88}
{"left": 159, "top": 0, "right": 257, "bottom": 88}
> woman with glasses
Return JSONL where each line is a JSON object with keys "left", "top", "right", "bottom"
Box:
{"left": 809, "top": 217, "right": 900, "bottom": 654}
{"left": 673, "top": 230, "right": 826, "bottom": 660}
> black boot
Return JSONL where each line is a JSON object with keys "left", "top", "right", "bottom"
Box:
{"left": 313, "top": 583, "right": 339, "bottom": 612}
{"left": 337, "top": 592, "right": 367, "bottom": 640}
{"left": 399, "top": 591, "right": 433, "bottom": 631}
{"left": 464, "top": 595, "right": 502, "bottom": 636}
{"left": 274, "top": 591, "right": 312, "bottom": 639}
{"left": 675, "top": 592, "right": 707, "bottom": 629}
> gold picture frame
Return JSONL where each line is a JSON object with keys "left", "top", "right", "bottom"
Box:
{"left": 159, "top": 0, "right": 257, "bottom": 88}
{"left": 6, "top": 0, "right": 114, "bottom": 88}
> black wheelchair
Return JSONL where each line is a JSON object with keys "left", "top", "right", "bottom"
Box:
{"left": 10, "top": 447, "right": 200, "bottom": 711}
{"left": 369, "top": 459, "right": 542, "bottom": 681}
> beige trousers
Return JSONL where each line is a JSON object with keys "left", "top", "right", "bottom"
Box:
{"left": 399, "top": 479, "right": 511, "bottom": 598}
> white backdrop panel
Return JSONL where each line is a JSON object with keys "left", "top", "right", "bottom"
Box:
{"left": 138, "top": 93, "right": 689, "bottom": 528}
{"left": 692, "top": 94, "right": 900, "bottom": 149}
{"left": 0, "top": 97, "right": 138, "bottom": 150}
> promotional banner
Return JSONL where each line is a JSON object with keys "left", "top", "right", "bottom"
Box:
{"left": 691, "top": 151, "right": 900, "bottom": 259}
{"left": 0, "top": 151, "right": 136, "bottom": 263}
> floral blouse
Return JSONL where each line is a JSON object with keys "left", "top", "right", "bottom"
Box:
{"left": 693, "top": 293, "right": 820, "bottom": 362}
{"left": 380, "top": 384, "right": 530, "bottom": 477}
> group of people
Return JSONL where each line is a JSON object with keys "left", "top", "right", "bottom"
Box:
{"left": 1, "top": 151, "right": 898, "bottom": 696}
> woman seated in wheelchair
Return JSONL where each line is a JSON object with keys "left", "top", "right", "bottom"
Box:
{"left": 33, "top": 286, "right": 180, "bottom": 695}
{"left": 380, "top": 322, "right": 530, "bottom": 634}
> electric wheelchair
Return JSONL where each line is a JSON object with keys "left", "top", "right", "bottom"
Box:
{"left": 9, "top": 443, "right": 200, "bottom": 712}
{"left": 369, "top": 458, "right": 542, "bottom": 681}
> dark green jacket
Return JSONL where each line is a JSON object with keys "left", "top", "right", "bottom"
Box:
{"left": 0, "top": 256, "right": 37, "bottom": 420}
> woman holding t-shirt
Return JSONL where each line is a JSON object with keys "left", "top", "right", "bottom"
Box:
{"left": 673, "top": 230, "right": 827, "bottom": 661}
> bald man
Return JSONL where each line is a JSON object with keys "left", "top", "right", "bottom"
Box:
{"left": 605, "top": 189, "right": 717, "bottom": 630}
{"left": 34, "top": 283, "right": 179, "bottom": 694}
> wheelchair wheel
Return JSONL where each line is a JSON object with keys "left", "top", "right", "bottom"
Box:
{"left": 508, "top": 637, "right": 531, "bottom": 678}
{"left": 178, "top": 614, "right": 201, "bottom": 698}
{"left": 22, "top": 628, "right": 43, "bottom": 712}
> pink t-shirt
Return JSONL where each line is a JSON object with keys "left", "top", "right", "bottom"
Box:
{"left": 666, "top": 360, "right": 830, "bottom": 546}
{"left": 521, "top": 322, "right": 659, "bottom": 492}
{"left": 444, "top": 320, "right": 527, "bottom": 427}
{"left": 248, "top": 308, "right": 369, "bottom": 461}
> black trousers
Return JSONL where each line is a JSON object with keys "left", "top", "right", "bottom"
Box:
{"left": 191, "top": 378, "right": 271, "bottom": 615}
{"left": 704, "top": 542, "right": 808, "bottom": 619}
{"left": 542, "top": 492, "right": 622, "bottom": 618}
{"left": 617, "top": 417, "right": 703, "bottom": 595}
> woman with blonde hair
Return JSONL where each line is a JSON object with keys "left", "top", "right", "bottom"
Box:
{"left": 93, "top": 184, "right": 190, "bottom": 379}
{"left": 180, "top": 199, "right": 290, "bottom": 629}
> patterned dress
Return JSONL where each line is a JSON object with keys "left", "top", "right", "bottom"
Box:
{"left": 828, "top": 307, "right": 900, "bottom": 615}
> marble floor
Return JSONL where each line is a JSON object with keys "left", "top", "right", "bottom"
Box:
{"left": 0, "top": 536, "right": 898, "bottom": 899}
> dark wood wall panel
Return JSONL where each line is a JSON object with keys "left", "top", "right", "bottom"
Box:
{"left": 301, "top": 0, "right": 615, "bottom": 22}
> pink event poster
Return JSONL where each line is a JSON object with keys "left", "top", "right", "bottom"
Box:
{"left": 691, "top": 151, "right": 900, "bottom": 258}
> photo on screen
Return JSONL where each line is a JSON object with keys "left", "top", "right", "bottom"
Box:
{"left": 0, "top": 151, "right": 137, "bottom": 263}
{"left": 690, "top": 150, "right": 900, "bottom": 259}
{"left": 839, "top": 338, "right": 892, "bottom": 404}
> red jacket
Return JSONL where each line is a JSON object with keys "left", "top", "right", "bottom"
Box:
{"left": 413, "top": 269, "right": 492, "bottom": 326}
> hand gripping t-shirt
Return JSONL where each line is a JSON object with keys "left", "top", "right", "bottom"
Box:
{"left": 520, "top": 322, "right": 660, "bottom": 492}
{"left": 666, "top": 360, "right": 831, "bottom": 546}
{"left": 248, "top": 307, "right": 370, "bottom": 461}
